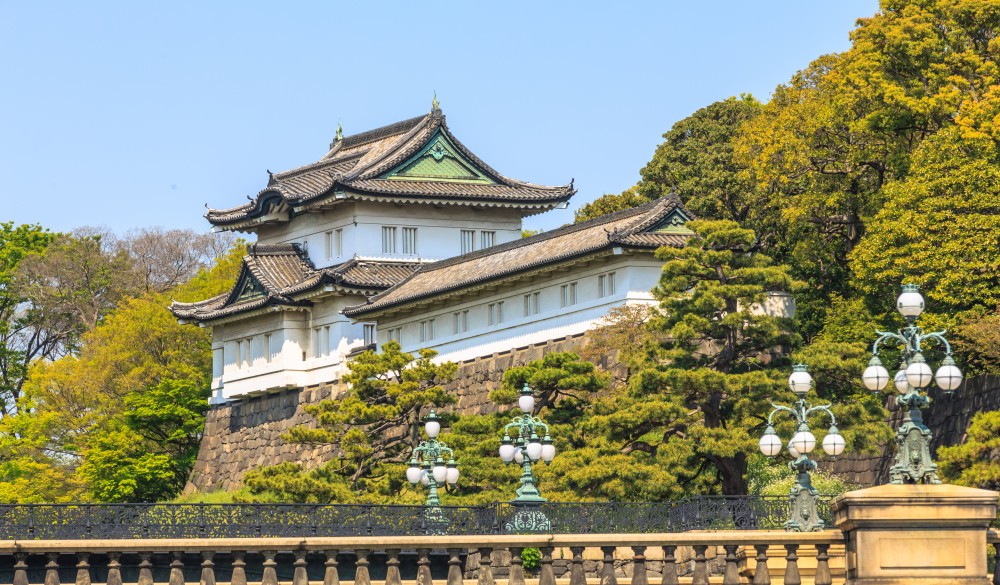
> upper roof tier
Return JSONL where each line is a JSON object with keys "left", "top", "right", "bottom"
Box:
{"left": 205, "top": 108, "right": 576, "bottom": 231}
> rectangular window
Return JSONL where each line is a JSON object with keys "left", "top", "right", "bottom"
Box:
{"left": 488, "top": 301, "right": 505, "bottom": 325}
{"left": 325, "top": 231, "right": 333, "bottom": 259}
{"left": 363, "top": 324, "right": 376, "bottom": 346}
{"left": 387, "top": 327, "right": 401, "bottom": 343}
{"left": 453, "top": 310, "right": 469, "bottom": 334}
{"left": 323, "top": 326, "right": 331, "bottom": 356}
{"left": 265, "top": 334, "right": 272, "bottom": 363}
{"left": 382, "top": 226, "right": 397, "bottom": 254}
{"left": 402, "top": 227, "right": 418, "bottom": 255}
{"left": 481, "top": 230, "right": 496, "bottom": 249}
{"left": 335, "top": 228, "right": 343, "bottom": 257}
{"left": 245, "top": 338, "right": 253, "bottom": 366}
{"left": 524, "top": 291, "right": 540, "bottom": 316}
{"left": 607, "top": 272, "right": 616, "bottom": 296}
{"left": 561, "top": 282, "right": 578, "bottom": 307}
{"left": 419, "top": 319, "right": 435, "bottom": 343}
{"left": 598, "top": 275, "right": 605, "bottom": 298}
{"left": 599, "top": 272, "right": 617, "bottom": 298}
{"left": 461, "top": 230, "right": 475, "bottom": 254}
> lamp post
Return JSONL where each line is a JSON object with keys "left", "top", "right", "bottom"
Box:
{"left": 498, "top": 383, "right": 556, "bottom": 531}
{"left": 759, "top": 364, "right": 846, "bottom": 532}
{"left": 406, "top": 410, "right": 459, "bottom": 529}
{"left": 860, "top": 284, "right": 963, "bottom": 484}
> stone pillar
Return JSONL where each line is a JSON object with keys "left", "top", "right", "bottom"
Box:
{"left": 832, "top": 483, "right": 998, "bottom": 585}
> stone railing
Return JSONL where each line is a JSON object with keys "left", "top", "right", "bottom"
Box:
{"left": 0, "top": 532, "right": 843, "bottom": 585}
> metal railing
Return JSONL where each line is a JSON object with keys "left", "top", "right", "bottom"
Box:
{"left": 0, "top": 496, "right": 834, "bottom": 540}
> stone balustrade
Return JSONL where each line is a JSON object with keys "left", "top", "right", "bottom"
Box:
{"left": 0, "top": 532, "right": 844, "bottom": 585}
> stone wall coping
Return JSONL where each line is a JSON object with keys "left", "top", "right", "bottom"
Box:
{"left": 831, "top": 483, "right": 999, "bottom": 532}
{"left": 0, "top": 531, "right": 845, "bottom": 553}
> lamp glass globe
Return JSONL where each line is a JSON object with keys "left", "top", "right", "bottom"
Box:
{"left": 514, "top": 447, "right": 524, "bottom": 465}
{"left": 425, "top": 420, "right": 441, "bottom": 439}
{"left": 862, "top": 364, "right": 890, "bottom": 391}
{"left": 935, "top": 364, "right": 963, "bottom": 391}
{"left": 758, "top": 432, "right": 782, "bottom": 457}
{"left": 822, "top": 431, "right": 846, "bottom": 456}
{"left": 446, "top": 467, "right": 460, "bottom": 485}
{"left": 518, "top": 394, "right": 535, "bottom": 414}
{"left": 432, "top": 464, "right": 448, "bottom": 484}
{"left": 526, "top": 441, "right": 543, "bottom": 461}
{"left": 905, "top": 361, "right": 933, "bottom": 389}
{"left": 541, "top": 443, "right": 556, "bottom": 462}
{"left": 897, "top": 288, "right": 925, "bottom": 318}
{"left": 788, "top": 370, "right": 813, "bottom": 395}
{"left": 791, "top": 430, "right": 816, "bottom": 454}
{"left": 420, "top": 470, "right": 429, "bottom": 486}
{"left": 499, "top": 443, "right": 515, "bottom": 462}
{"left": 894, "top": 370, "right": 910, "bottom": 394}
{"left": 406, "top": 465, "right": 422, "bottom": 485}
{"left": 788, "top": 443, "right": 800, "bottom": 458}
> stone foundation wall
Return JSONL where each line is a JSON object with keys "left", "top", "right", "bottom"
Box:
{"left": 187, "top": 334, "right": 596, "bottom": 493}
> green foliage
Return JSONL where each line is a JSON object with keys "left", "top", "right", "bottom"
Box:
{"left": 493, "top": 352, "right": 609, "bottom": 413}
{"left": 939, "top": 411, "right": 1000, "bottom": 490}
{"left": 520, "top": 548, "right": 541, "bottom": 571}
{"left": 574, "top": 186, "right": 653, "bottom": 224}
{"left": 952, "top": 309, "right": 1000, "bottom": 376}
{"left": 247, "top": 342, "right": 458, "bottom": 501}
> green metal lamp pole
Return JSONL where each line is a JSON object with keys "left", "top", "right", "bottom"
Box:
{"left": 759, "top": 364, "right": 846, "bottom": 532}
{"left": 406, "top": 410, "right": 459, "bottom": 513}
{"left": 860, "top": 284, "right": 964, "bottom": 484}
{"left": 498, "top": 383, "right": 556, "bottom": 531}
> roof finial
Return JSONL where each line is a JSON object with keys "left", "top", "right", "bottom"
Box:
{"left": 432, "top": 91, "right": 439, "bottom": 112}
{"left": 335, "top": 120, "right": 343, "bottom": 142}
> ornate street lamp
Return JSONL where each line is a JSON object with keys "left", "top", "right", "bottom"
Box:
{"left": 498, "top": 383, "right": 556, "bottom": 531}
{"left": 760, "top": 364, "right": 846, "bottom": 532}
{"left": 860, "top": 284, "right": 963, "bottom": 484}
{"left": 406, "top": 410, "right": 459, "bottom": 529}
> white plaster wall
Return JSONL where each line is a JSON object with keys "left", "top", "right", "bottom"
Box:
{"left": 254, "top": 201, "right": 523, "bottom": 267}
{"left": 376, "top": 254, "right": 666, "bottom": 363}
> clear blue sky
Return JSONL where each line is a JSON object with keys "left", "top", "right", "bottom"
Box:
{"left": 1, "top": 1, "right": 879, "bottom": 236}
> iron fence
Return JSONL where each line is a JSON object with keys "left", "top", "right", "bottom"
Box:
{"left": 0, "top": 496, "right": 834, "bottom": 539}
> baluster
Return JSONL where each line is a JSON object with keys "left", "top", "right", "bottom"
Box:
{"left": 660, "top": 545, "right": 679, "bottom": 585}
{"left": 630, "top": 547, "right": 648, "bottom": 585}
{"left": 783, "top": 545, "right": 801, "bottom": 585}
{"left": 477, "top": 548, "right": 494, "bottom": 585}
{"left": 509, "top": 547, "right": 525, "bottom": 585}
{"left": 354, "top": 550, "right": 371, "bottom": 585}
{"left": 13, "top": 552, "right": 28, "bottom": 585}
{"left": 722, "top": 545, "right": 740, "bottom": 585}
{"left": 137, "top": 553, "right": 154, "bottom": 585}
{"left": 539, "top": 547, "right": 555, "bottom": 585}
{"left": 446, "top": 549, "right": 463, "bottom": 585}
{"left": 291, "top": 551, "right": 307, "bottom": 585}
{"left": 752, "top": 545, "right": 770, "bottom": 585}
{"left": 385, "top": 549, "right": 402, "bottom": 585}
{"left": 75, "top": 553, "right": 92, "bottom": 585}
{"left": 322, "top": 551, "right": 339, "bottom": 585}
{"left": 261, "top": 551, "right": 278, "bottom": 585}
{"left": 691, "top": 545, "right": 708, "bottom": 585}
{"left": 45, "top": 553, "right": 61, "bottom": 585}
{"left": 814, "top": 544, "right": 832, "bottom": 585}
{"left": 169, "top": 552, "right": 186, "bottom": 585}
{"left": 201, "top": 552, "right": 217, "bottom": 585}
{"left": 600, "top": 546, "right": 618, "bottom": 585}
{"left": 568, "top": 547, "right": 586, "bottom": 585}
{"left": 107, "top": 553, "right": 123, "bottom": 585}
{"left": 416, "top": 549, "right": 433, "bottom": 585}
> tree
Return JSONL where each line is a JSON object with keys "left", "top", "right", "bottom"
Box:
{"left": 0, "top": 222, "right": 57, "bottom": 412}
{"left": 77, "top": 379, "right": 209, "bottom": 502}
{"left": 939, "top": 411, "right": 1000, "bottom": 491}
{"left": 491, "top": 351, "right": 609, "bottom": 414}
{"left": 574, "top": 186, "right": 652, "bottom": 224}
{"left": 117, "top": 227, "right": 237, "bottom": 293}
{"left": 245, "top": 342, "right": 458, "bottom": 501}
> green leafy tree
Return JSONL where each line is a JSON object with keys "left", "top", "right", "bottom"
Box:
{"left": 574, "top": 186, "right": 652, "bottom": 224}
{"left": 491, "top": 351, "right": 609, "bottom": 414}
{"left": 939, "top": 411, "right": 1000, "bottom": 490}
{"left": 246, "top": 342, "right": 458, "bottom": 501}
{"left": 78, "top": 379, "right": 209, "bottom": 502}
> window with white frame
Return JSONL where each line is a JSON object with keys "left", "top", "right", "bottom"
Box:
{"left": 387, "top": 327, "right": 402, "bottom": 343}
{"left": 264, "top": 334, "right": 272, "bottom": 363}
{"left": 488, "top": 301, "right": 505, "bottom": 326}
{"left": 598, "top": 272, "right": 617, "bottom": 298}
{"left": 419, "top": 319, "right": 435, "bottom": 343}
{"left": 460, "top": 230, "right": 475, "bottom": 254}
{"left": 334, "top": 228, "right": 343, "bottom": 257}
{"left": 453, "top": 310, "right": 469, "bottom": 334}
{"left": 560, "top": 282, "right": 578, "bottom": 308}
{"left": 481, "top": 230, "right": 496, "bottom": 249}
{"left": 523, "top": 291, "right": 540, "bottom": 316}
{"left": 382, "top": 226, "right": 397, "bottom": 254}
{"left": 325, "top": 231, "right": 333, "bottom": 259}
{"left": 402, "top": 227, "right": 418, "bottom": 255}
{"left": 363, "top": 324, "right": 376, "bottom": 346}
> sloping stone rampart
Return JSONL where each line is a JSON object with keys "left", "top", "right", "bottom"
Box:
{"left": 187, "top": 334, "right": 593, "bottom": 493}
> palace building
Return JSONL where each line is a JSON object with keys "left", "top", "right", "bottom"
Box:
{"left": 171, "top": 105, "right": 693, "bottom": 404}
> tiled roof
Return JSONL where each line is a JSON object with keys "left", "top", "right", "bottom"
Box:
{"left": 205, "top": 109, "right": 575, "bottom": 228}
{"left": 169, "top": 244, "right": 420, "bottom": 323}
{"left": 344, "top": 195, "right": 694, "bottom": 318}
